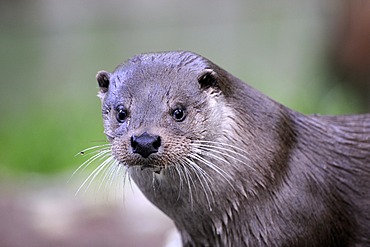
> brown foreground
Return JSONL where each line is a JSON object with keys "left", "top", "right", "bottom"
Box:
{"left": 0, "top": 177, "right": 178, "bottom": 247}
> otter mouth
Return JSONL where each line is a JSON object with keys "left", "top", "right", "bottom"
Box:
{"left": 120, "top": 157, "right": 166, "bottom": 174}
{"left": 138, "top": 163, "right": 163, "bottom": 174}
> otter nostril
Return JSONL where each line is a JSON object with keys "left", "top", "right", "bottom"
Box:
{"left": 153, "top": 136, "right": 161, "bottom": 150}
{"left": 131, "top": 132, "right": 161, "bottom": 158}
{"left": 130, "top": 136, "right": 138, "bottom": 149}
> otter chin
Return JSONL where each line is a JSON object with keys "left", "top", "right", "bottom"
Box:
{"left": 94, "top": 51, "right": 370, "bottom": 247}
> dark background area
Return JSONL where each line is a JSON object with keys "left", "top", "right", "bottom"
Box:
{"left": 0, "top": 0, "right": 368, "bottom": 246}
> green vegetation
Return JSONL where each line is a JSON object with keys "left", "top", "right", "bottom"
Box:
{"left": 0, "top": 1, "right": 364, "bottom": 176}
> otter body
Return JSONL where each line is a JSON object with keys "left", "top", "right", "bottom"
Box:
{"left": 96, "top": 51, "right": 370, "bottom": 246}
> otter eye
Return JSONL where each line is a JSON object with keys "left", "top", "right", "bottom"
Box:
{"left": 172, "top": 108, "right": 186, "bottom": 122}
{"left": 116, "top": 106, "right": 127, "bottom": 123}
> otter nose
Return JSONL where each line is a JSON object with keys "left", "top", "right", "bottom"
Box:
{"left": 131, "top": 132, "right": 161, "bottom": 158}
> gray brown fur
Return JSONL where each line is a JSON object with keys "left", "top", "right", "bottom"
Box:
{"left": 96, "top": 51, "right": 370, "bottom": 247}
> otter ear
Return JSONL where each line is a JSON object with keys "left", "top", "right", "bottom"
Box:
{"left": 197, "top": 69, "right": 218, "bottom": 89}
{"left": 96, "top": 70, "right": 110, "bottom": 93}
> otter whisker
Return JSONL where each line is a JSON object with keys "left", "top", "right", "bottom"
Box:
{"left": 186, "top": 158, "right": 214, "bottom": 191}
{"left": 76, "top": 155, "right": 115, "bottom": 195}
{"left": 97, "top": 158, "right": 119, "bottom": 193}
{"left": 106, "top": 160, "right": 121, "bottom": 192}
{"left": 190, "top": 153, "right": 235, "bottom": 189}
{"left": 190, "top": 152, "right": 229, "bottom": 178}
{"left": 92, "top": 158, "right": 118, "bottom": 201}
{"left": 183, "top": 157, "right": 214, "bottom": 211}
{"left": 109, "top": 161, "right": 126, "bottom": 201}
{"left": 126, "top": 167, "right": 136, "bottom": 193}
{"left": 171, "top": 163, "right": 185, "bottom": 202}
{"left": 180, "top": 161, "right": 195, "bottom": 209}
{"left": 71, "top": 147, "right": 111, "bottom": 179}
{"left": 194, "top": 145, "right": 255, "bottom": 172}
{"left": 120, "top": 165, "right": 129, "bottom": 200}
{"left": 98, "top": 159, "right": 121, "bottom": 196}
{"left": 83, "top": 156, "right": 115, "bottom": 194}
{"left": 193, "top": 140, "right": 251, "bottom": 158}
{"left": 183, "top": 157, "right": 214, "bottom": 191}
{"left": 75, "top": 143, "right": 111, "bottom": 156}
{"left": 191, "top": 141, "right": 255, "bottom": 171}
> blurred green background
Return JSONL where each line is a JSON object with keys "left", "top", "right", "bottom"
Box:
{"left": 0, "top": 1, "right": 369, "bottom": 246}
{"left": 0, "top": 0, "right": 368, "bottom": 184}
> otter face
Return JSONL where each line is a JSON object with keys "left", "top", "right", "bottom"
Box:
{"left": 96, "top": 52, "right": 224, "bottom": 172}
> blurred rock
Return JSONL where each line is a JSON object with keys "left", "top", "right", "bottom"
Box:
{"left": 0, "top": 178, "right": 178, "bottom": 247}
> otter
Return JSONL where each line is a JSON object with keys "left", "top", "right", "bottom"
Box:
{"left": 94, "top": 51, "right": 370, "bottom": 247}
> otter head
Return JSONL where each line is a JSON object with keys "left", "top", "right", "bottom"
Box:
{"left": 94, "top": 52, "right": 296, "bottom": 245}
{"left": 95, "top": 51, "right": 231, "bottom": 173}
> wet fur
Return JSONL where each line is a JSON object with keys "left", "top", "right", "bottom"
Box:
{"left": 93, "top": 51, "right": 370, "bottom": 246}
